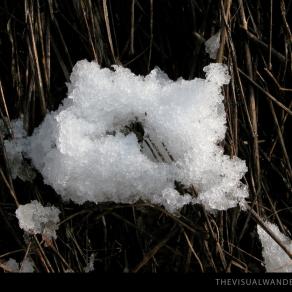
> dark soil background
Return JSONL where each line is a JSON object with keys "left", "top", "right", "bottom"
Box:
{"left": 0, "top": 0, "right": 291, "bottom": 273}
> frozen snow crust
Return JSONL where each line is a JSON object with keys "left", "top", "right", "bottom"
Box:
{"left": 23, "top": 60, "right": 248, "bottom": 212}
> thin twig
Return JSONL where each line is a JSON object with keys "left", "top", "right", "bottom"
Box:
{"left": 132, "top": 225, "right": 178, "bottom": 273}
{"left": 183, "top": 231, "right": 204, "bottom": 272}
{"left": 239, "top": 68, "right": 292, "bottom": 116}
{"left": 103, "top": 0, "right": 118, "bottom": 64}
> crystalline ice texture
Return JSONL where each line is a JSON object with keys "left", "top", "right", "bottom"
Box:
{"left": 205, "top": 31, "right": 221, "bottom": 59}
{"left": 257, "top": 221, "right": 292, "bottom": 272}
{"left": 4, "top": 119, "right": 35, "bottom": 181}
{"left": 3, "top": 258, "right": 34, "bottom": 273}
{"left": 8, "top": 60, "right": 248, "bottom": 213}
{"left": 16, "top": 200, "right": 60, "bottom": 240}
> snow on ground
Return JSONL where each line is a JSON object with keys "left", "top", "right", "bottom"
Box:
{"left": 257, "top": 221, "right": 292, "bottom": 272}
{"left": 16, "top": 200, "right": 60, "bottom": 240}
{"left": 5, "top": 61, "right": 248, "bottom": 213}
{"left": 2, "top": 257, "right": 34, "bottom": 273}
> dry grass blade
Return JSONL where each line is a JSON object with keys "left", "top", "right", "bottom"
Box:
{"left": 238, "top": 0, "right": 261, "bottom": 194}
{"left": 80, "top": 0, "right": 98, "bottom": 62}
{"left": 216, "top": 0, "right": 232, "bottom": 63}
{"left": 26, "top": 1, "right": 46, "bottom": 117}
{"left": 243, "top": 30, "right": 286, "bottom": 64}
{"left": 0, "top": 168, "right": 19, "bottom": 207}
{"left": 33, "top": 235, "right": 54, "bottom": 273}
{"left": 0, "top": 81, "right": 11, "bottom": 126}
{"left": 102, "top": 0, "right": 117, "bottom": 64}
{"left": 147, "top": 0, "right": 153, "bottom": 72}
{"left": 183, "top": 231, "right": 204, "bottom": 272}
{"left": 268, "top": 100, "right": 292, "bottom": 178}
{"left": 130, "top": 0, "right": 135, "bottom": 55}
{"left": 111, "top": 211, "right": 182, "bottom": 256}
{"left": 132, "top": 225, "right": 178, "bottom": 273}
{"left": 239, "top": 69, "right": 292, "bottom": 116}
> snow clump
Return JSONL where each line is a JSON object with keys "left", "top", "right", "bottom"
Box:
{"left": 2, "top": 258, "right": 34, "bottom": 273}
{"left": 4, "top": 119, "right": 35, "bottom": 181}
{"left": 16, "top": 200, "right": 60, "bottom": 240}
{"left": 205, "top": 31, "right": 221, "bottom": 59}
{"left": 257, "top": 221, "right": 292, "bottom": 272}
{"left": 8, "top": 60, "right": 248, "bottom": 213}
{"left": 84, "top": 254, "right": 95, "bottom": 272}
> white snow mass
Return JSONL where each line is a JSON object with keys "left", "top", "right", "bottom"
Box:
{"left": 4, "top": 119, "right": 35, "bottom": 182}
{"left": 84, "top": 254, "right": 95, "bottom": 272}
{"left": 2, "top": 258, "right": 34, "bottom": 273}
{"left": 16, "top": 200, "right": 60, "bottom": 240}
{"left": 8, "top": 60, "right": 248, "bottom": 212}
{"left": 257, "top": 221, "right": 292, "bottom": 272}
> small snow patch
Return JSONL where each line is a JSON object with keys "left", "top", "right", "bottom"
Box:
{"left": 84, "top": 254, "right": 95, "bottom": 272}
{"left": 4, "top": 119, "right": 35, "bottom": 182}
{"left": 16, "top": 200, "right": 60, "bottom": 240}
{"left": 205, "top": 31, "right": 221, "bottom": 59}
{"left": 257, "top": 221, "right": 292, "bottom": 272}
{"left": 1, "top": 258, "right": 34, "bottom": 273}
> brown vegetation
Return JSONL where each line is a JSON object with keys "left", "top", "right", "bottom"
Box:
{"left": 0, "top": 0, "right": 291, "bottom": 272}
